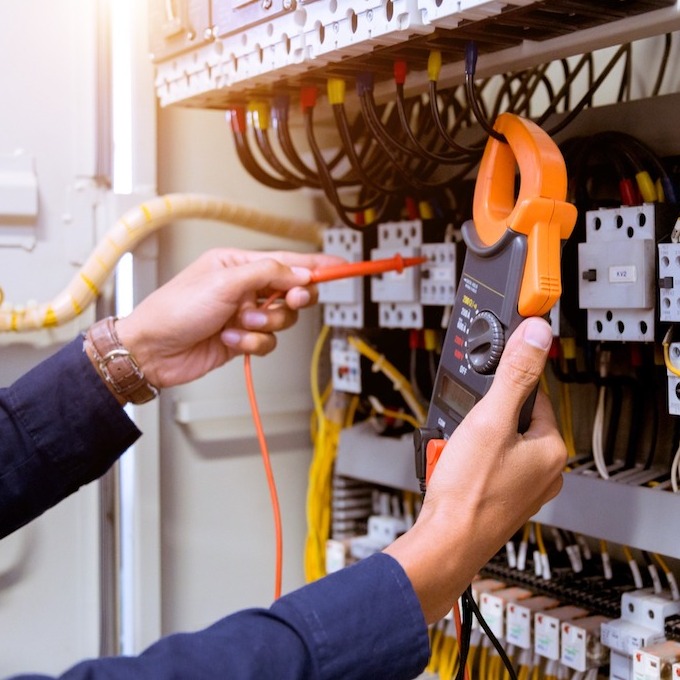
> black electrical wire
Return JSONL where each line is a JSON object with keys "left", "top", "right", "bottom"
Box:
{"left": 252, "top": 125, "right": 315, "bottom": 188}
{"left": 652, "top": 33, "right": 672, "bottom": 97}
{"left": 357, "top": 77, "right": 457, "bottom": 191}
{"left": 272, "top": 96, "right": 348, "bottom": 181}
{"left": 535, "top": 52, "right": 596, "bottom": 128}
{"left": 464, "top": 588, "right": 518, "bottom": 680}
{"left": 229, "top": 113, "right": 298, "bottom": 191}
{"left": 429, "top": 79, "right": 486, "bottom": 156}
{"left": 303, "top": 105, "right": 389, "bottom": 229}
{"left": 545, "top": 43, "right": 631, "bottom": 138}
{"left": 332, "top": 101, "right": 405, "bottom": 195}
{"left": 464, "top": 42, "right": 507, "bottom": 144}
{"left": 455, "top": 591, "right": 473, "bottom": 680}
{"left": 394, "top": 86, "right": 470, "bottom": 165}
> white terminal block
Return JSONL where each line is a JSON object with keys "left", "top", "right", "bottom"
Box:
{"left": 420, "top": 242, "right": 456, "bottom": 306}
{"left": 578, "top": 204, "right": 657, "bottom": 342}
{"left": 601, "top": 589, "right": 680, "bottom": 680}
{"left": 371, "top": 220, "right": 423, "bottom": 329}
{"left": 479, "top": 587, "right": 533, "bottom": 640}
{"left": 319, "top": 227, "right": 364, "bottom": 328}
{"left": 658, "top": 243, "right": 680, "bottom": 322}
{"left": 471, "top": 579, "right": 506, "bottom": 630}
{"left": 506, "top": 596, "right": 560, "bottom": 650}
{"left": 560, "top": 615, "right": 611, "bottom": 672}
{"left": 673, "top": 661, "right": 680, "bottom": 677}
{"left": 534, "top": 605, "right": 589, "bottom": 661}
{"left": 330, "top": 337, "right": 361, "bottom": 394}
{"left": 348, "top": 515, "right": 408, "bottom": 560}
{"left": 633, "top": 640, "right": 680, "bottom": 679}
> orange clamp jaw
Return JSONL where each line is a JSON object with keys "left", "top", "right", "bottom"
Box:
{"left": 473, "top": 113, "right": 577, "bottom": 317}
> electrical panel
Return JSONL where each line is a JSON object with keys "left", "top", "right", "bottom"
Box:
{"left": 146, "top": 1, "right": 680, "bottom": 678}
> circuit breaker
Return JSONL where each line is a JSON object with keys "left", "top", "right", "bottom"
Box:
{"left": 578, "top": 205, "right": 660, "bottom": 342}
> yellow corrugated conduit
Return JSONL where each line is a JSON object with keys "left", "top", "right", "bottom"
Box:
{"left": 0, "top": 193, "right": 325, "bottom": 332}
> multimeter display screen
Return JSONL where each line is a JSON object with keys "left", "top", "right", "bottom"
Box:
{"left": 438, "top": 373, "right": 477, "bottom": 418}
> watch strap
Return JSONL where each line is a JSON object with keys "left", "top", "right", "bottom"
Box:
{"left": 85, "top": 317, "right": 159, "bottom": 405}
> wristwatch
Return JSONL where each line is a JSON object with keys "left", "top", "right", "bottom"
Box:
{"left": 84, "top": 316, "right": 159, "bottom": 404}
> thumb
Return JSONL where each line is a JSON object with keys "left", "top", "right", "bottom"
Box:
{"left": 481, "top": 317, "right": 553, "bottom": 431}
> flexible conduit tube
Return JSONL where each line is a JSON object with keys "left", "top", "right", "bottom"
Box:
{"left": 0, "top": 193, "right": 326, "bottom": 332}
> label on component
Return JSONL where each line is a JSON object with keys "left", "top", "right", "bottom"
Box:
{"left": 608, "top": 265, "right": 637, "bottom": 283}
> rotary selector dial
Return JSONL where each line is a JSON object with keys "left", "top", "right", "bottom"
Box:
{"left": 467, "top": 310, "right": 505, "bottom": 374}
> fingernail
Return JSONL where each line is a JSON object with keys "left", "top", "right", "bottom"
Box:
{"left": 222, "top": 329, "right": 243, "bottom": 346}
{"left": 291, "top": 266, "right": 311, "bottom": 282}
{"left": 524, "top": 318, "right": 553, "bottom": 350}
{"left": 290, "top": 288, "right": 311, "bottom": 307}
{"left": 242, "top": 310, "right": 268, "bottom": 328}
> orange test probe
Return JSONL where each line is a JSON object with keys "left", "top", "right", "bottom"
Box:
{"left": 308, "top": 253, "right": 427, "bottom": 284}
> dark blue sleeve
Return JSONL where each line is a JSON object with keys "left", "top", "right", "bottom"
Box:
{"left": 12, "top": 553, "right": 430, "bottom": 680}
{"left": 0, "top": 337, "right": 141, "bottom": 538}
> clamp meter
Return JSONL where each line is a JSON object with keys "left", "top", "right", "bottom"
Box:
{"left": 415, "top": 113, "right": 577, "bottom": 489}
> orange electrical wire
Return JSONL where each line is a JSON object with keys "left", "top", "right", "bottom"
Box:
{"left": 244, "top": 352, "right": 283, "bottom": 601}
{"left": 242, "top": 256, "right": 427, "bottom": 601}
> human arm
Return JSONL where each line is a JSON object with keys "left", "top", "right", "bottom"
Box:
{"left": 384, "top": 316, "right": 567, "bottom": 623}
{"left": 10, "top": 553, "right": 428, "bottom": 680}
{"left": 0, "top": 248, "right": 339, "bottom": 535}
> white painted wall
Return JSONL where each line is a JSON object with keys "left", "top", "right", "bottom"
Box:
{"left": 0, "top": 0, "right": 104, "bottom": 675}
{"left": 155, "top": 105, "right": 330, "bottom": 632}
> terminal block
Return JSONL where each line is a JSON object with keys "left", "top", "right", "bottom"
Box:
{"left": 420, "top": 242, "right": 456, "bottom": 307}
{"left": 601, "top": 589, "right": 680, "bottom": 680}
{"left": 561, "top": 615, "right": 611, "bottom": 672}
{"left": 319, "top": 227, "right": 368, "bottom": 328}
{"left": 633, "top": 640, "right": 680, "bottom": 679}
{"left": 370, "top": 220, "right": 423, "bottom": 329}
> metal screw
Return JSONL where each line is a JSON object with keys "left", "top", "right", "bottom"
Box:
{"left": 282, "top": 0, "right": 295, "bottom": 9}
{"left": 262, "top": 0, "right": 273, "bottom": 9}
{"left": 673, "top": 347, "right": 680, "bottom": 358}
{"left": 366, "top": 10, "right": 372, "bottom": 21}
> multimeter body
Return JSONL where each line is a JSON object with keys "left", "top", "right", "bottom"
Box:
{"left": 428, "top": 220, "right": 533, "bottom": 442}
{"left": 414, "top": 112, "right": 577, "bottom": 490}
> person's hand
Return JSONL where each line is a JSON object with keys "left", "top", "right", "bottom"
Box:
{"left": 114, "top": 248, "right": 341, "bottom": 389}
{"left": 384, "top": 317, "right": 567, "bottom": 623}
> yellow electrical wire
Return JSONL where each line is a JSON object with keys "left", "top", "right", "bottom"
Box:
{"left": 438, "top": 631, "right": 458, "bottom": 680}
{"left": 662, "top": 327, "right": 680, "bottom": 377}
{"left": 426, "top": 621, "right": 446, "bottom": 674}
{"left": 368, "top": 396, "right": 421, "bottom": 430}
{"left": 479, "top": 643, "right": 489, "bottom": 680}
{"left": 347, "top": 335, "right": 426, "bottom": 423}
{"left": 305, "top": 325, "right": 351, "bottom": 582}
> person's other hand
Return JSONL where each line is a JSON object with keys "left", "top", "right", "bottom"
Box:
{"left": 384, "top": 317, "right": 567, "bottom": 623}
{"left": 115, "top": 248, "right": 341, "bottom": 389}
